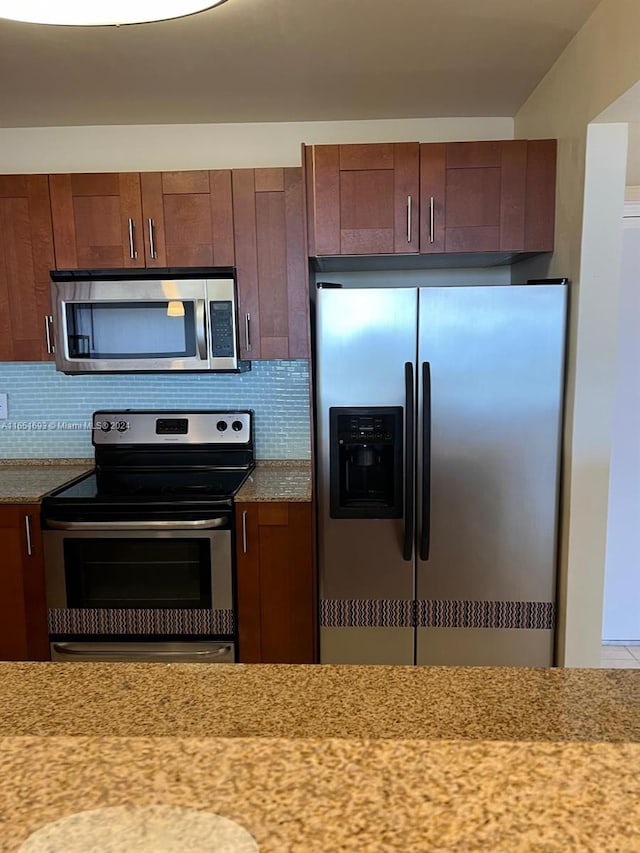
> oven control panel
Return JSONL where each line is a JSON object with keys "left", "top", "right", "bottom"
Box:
{"left": 92, "top": 410, "right": 253, "bottom": 445}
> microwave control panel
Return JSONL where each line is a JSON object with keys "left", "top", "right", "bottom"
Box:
{"left": 210, "top": 301, "right": 235, "bottom": 358}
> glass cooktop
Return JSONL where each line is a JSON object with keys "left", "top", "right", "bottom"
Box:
{"left": 45, "top": 466, "right": 254, "bottom": 505}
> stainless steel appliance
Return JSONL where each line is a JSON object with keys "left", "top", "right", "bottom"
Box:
{"left": 315, "top": 281, "right": 568, "bottom": 666}
{"left": 49, "top": 268, "right": 250, "bottom": 373}
{"left": 41, "top": 409, "right": 255, "bottom": 663}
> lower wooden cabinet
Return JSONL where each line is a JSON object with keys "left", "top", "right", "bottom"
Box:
{"left": 235, "top": 502, "right": 316, "bottom": 663}
{"left": 0, "top": 505, "right": 49, "bottom": 660}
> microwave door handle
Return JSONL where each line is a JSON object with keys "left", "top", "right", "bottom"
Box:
{"left": 196, "top": 299, "right": 208, "bottom": 360}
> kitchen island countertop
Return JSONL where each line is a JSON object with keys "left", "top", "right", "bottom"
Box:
{"left": 2, "top": 734, "right": 639, "bottom": 852}
{"left": 1, "top": 661, "right": 638, "bottom": 742}
{"left": 1, "top": 663, "right": 640, "bottom": 851}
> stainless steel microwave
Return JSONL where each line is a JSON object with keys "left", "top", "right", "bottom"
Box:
{"left": 49, "top": 268, "right": 250, "bottom": 374}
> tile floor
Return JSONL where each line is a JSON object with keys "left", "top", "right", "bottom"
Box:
{"left": 600, "top": 645, "right": 640, "bottom": 668}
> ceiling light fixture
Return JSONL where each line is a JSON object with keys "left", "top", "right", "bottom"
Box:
{"left": 0, "top": 0, "right": 228, "bottom": 26}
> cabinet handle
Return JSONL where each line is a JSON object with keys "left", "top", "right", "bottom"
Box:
{"left": 242, "top": 510, "right": 248, "bottom": 553}
{"left": 245, "top": 313, "right": 252, "bottom": 351}
{"left": 127, "top": 218, "right": 137, "bottom": 259}
{"left": 148, "top": 217, "right": 158, "bottom": 260}
{"left": 429, "top": 196, "right": 435, "bottom": 244}
{"left": 196, "top": 299, "right": 208, "bottom": 360}
{"left": 24, "top": 515, "right": 33, "bottom": 557}
{"left": 44, "top": 315, "right": 55, "bottom": 355}
{"left": 407, "top": 195, "right": 412, "bottom": 243}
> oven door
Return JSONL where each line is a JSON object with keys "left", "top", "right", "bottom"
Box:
{"left": 43, "top": 522, "right": 234, "bottom": 641}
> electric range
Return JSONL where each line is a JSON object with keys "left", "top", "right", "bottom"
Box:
{"left": 40, "top": 409, "right": 255, "bottom": 663}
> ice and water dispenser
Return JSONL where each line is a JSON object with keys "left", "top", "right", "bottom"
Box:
{"left": 329, "top": 407, "right": 403, "bottom": 519}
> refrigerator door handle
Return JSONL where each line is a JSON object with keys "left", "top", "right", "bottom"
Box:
{"left": 403, "top": 361, "right": 415, "bottom": 560}
{"left": 419, "top": 361, "right": 431, "bottom": 561}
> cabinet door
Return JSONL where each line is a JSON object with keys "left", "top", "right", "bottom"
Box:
{"left": 140, "top": 170, "right": 235, "bottom": 268}
{"left": 0, "top": 175, "right": 55, "bottom": 361}
{"left": 0, "top": 505, "right": 49, "bottom": 661}
{"left": 420, "top": 140, "right": 556, "bottom": 254}
{"left": 307, "top": 143, "right": 420, "bottom": 255}
{"left": 49, "top": 173, "right": 144, "bottom": 269}
{"left": 235, "top": 502, "right": 316, "bottom": 663}
{"left": 522, "top": 139, "right": 557, "bottom": 252}
{"left": 232, "top": 168, "right": 309, "bottom": 359}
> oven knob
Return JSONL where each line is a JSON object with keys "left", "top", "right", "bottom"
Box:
{"left": 232, "top": 420, "right": 243, "bottom": 432}
{"left": 216, "top": 420, "right": 228, "bottom": 432}
{"left": 100, "top": 421, "right": 112, "bottom": 432}
{"left": 116, "top": 420, "right": 128, "bottom": 433}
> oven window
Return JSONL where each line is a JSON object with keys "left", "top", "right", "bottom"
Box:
{"left": 64, "top": 301, "right": 197, "bottom": 359}
{"left": 63, "top": 539, "right": 212, "bottom": 609}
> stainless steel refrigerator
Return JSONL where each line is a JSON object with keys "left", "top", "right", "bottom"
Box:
{"left": 314, "top": 282, "right": 567, "bottom": 666}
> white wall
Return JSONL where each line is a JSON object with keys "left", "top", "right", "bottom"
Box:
{"left": 515, "top": 0, "right": 640, "bottom": 665}
{"left": 602, "top": 211, "right": 640, "bottom": 643}
{"left": 0, "top": 117, "right": 513, "bottom": 173}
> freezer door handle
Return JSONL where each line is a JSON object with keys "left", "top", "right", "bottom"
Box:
{"left": 420, "top": 361, "right": 431, "bottom": 560}
{"left": 403, "top": 361, "right": 415, "bottom": 560}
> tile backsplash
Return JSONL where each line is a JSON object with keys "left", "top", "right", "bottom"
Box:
{"left": 0, "top": 361, "right": 311, "bottom": 460}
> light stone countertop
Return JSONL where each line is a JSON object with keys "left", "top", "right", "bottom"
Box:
{"left": 1, "top": 734, "right": 639, "bottom": 852}
{"left": 235, "top": 460, "right": 312, "bottom": 503}
{"left": 0, "top": 459, "right": 311, "bottom": 503}
{"left": 1, "top": 663, "right": 639, "bottom": 851}
{"left": 0, "top": 460, "right": 93, "bottom": 504}
{"left": 1, "top": 662, "right": 639, "bottom": 742}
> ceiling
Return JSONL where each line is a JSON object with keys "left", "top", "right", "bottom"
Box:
{"left": 0, "top": 0, "right": 602, "bottom": 128}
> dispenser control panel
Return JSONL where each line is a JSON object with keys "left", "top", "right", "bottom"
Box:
{"left": 338, "top": 413, "right": 396, "bottom": 444}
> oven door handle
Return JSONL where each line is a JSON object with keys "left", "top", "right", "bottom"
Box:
{"left": 51, "top": 643, "right": 233, "bottom": 660}
{"left": 45, "top": 518, "right": 228, "bottom": 531}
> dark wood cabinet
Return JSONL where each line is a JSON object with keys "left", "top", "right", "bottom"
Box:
{"left": 232, "top": 167, "right": 309, "bottom": 359}
{"left": 47, "top": 167, "right": 309, "bottom": 360}
{"left": 0, "top": 175, "right": 55, "bottom": 361}
{"left": 49, "top": 172, "right": 145, "bottom": 269}
{"left": 49, "top": 170, "right": 235, "bottom": 270}
{"left": 235, "top": 502, "right": 316, "bottom": 663}
{"left": 305, "top": 139, "right": 556, "bottom": 257}
{"left": 0, "top": 505, "right": 49, "bottom": 661}
{"left": 305, "top": 143, "right": 420, "bottom": 255}
{"left": 419, "top": 139, "right": 556, "bottom": 253}
{"left": 140, "top": 170, "right": 234, "bottom": 268}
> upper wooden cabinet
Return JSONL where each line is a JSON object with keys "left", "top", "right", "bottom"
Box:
{"left": 232, "top": 167, "right": 309, "bottom": 359}
{"left": 305, "top": 143, "right": 420, "bottom": 255}
{"left": 304, "top": 139, "right": 556, "bottom": 257}
{"left": 0, "top": 505, "right": 49, "bottom": 661}
{"left": 140, "top": 171, "right": 234, "bottom": 268}
{"left": 420, "top": 140, "right": 557, "bottom": 254}
{"left": 49, "top": 170, "right": 235, "bottom": 270}
{"left": 0, "top": 175, "right": 55, "bottom": 361}
{"left": 46, "top": 167, "right": 308, "bottom": 361}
